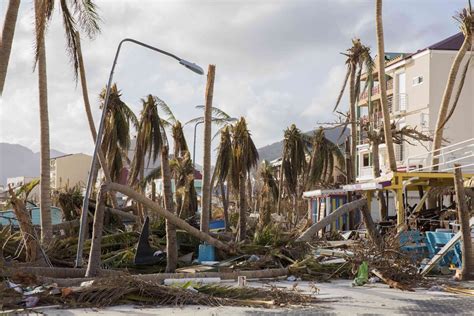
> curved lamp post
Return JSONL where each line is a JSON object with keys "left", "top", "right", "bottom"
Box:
{"left": 192, "top": 117, "right": 237, "bottom": 169}
{"left": 75, "top": 38, "right": 204, "bottom": 267}
{"left": 192, "top": 119, "right": 204, "bottom": 169}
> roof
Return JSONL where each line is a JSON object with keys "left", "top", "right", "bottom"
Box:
{"left": 406, "top": 32, "right": 464, "bottom": 59}
{"left": 427, "top": 32, "right": 464, "bottom": 51}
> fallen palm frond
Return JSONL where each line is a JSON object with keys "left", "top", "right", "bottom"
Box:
{"left": 9, "top": 275, "right": 318, "bottom": 308}
{"left": 289, "top": 256, "right": 352, "bottom": 280}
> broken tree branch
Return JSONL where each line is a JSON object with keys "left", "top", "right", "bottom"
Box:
{"left": 107, "top": 182, "right": 233, "bottom": 252}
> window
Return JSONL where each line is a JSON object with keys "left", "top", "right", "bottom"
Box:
{"left": 412, "top": 76, "right": 423, "bottom": 86}
{"left": 362, "top": 153, "right": 370, "bottom": 167}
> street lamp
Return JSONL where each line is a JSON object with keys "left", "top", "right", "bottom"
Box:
{"left": 75, "top": 38, "right": 204, "bottom": 268}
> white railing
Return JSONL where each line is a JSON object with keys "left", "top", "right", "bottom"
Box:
{"left": 405, "top": 138, "right": 474, "bottom": 173}
{"left": 393, "top": 93, "right": 408, "bottom": 113}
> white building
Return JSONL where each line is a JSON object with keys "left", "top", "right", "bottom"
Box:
{"left": 356, "top": 33, "right": 474, "bottom": 182}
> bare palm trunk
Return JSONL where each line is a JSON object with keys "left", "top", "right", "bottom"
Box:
{"left": 201, "top": 65, "right": 216, "bottom": 233}
{"left": 238, "top": 174, "right": 247, "bottom": 242}
{"left": 162, "top": 145, "right": 177, "bottom": 272}
{"left": 454, "top": 164, "right": 473, "bottom": 280}
{"left": 75, "top": 32, "right": 118, "bottom": 209}
{"left": 35, "top": 0, "right": 52, "bottom": 244}
{"left": 431, "top": 38, "right": 471, "bottom": 169}
{"left": 349, "top": 63, "right": 357, "bottom": 182}
{"left": 376, "top": 0, "right": 397, "bottom": 172}
{"left": 247, "top": 175, "right": 253, "bottom": 212}
{"left": 0, "top": 0, "right": 20, "bottom": 96}
{"left": 85, "top": 183, "right": 107, "bottom": 277}
{"left": 277, "top": 163, "right": 284, "bottom": 214}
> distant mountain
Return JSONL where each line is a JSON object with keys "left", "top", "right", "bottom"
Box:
{"left": 0, "top": 143, "right": 66, "bottom": 185}
{"left": 257, "top": 126, "right": 349, "bottom": 162}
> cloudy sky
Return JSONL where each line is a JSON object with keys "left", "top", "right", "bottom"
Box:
{"left": 0, "top": 0, "right": 467, "bottom": 164}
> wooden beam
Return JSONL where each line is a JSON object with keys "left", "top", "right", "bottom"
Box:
{"left": 107, "top": 182, "right": 232, "bottom": 252}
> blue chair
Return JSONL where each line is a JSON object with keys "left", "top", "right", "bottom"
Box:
{"left": 425, "top": 231, "right": 461, "bottom": 267}
{"left": 399, "top": 230, "right": 427, "bottom": 259}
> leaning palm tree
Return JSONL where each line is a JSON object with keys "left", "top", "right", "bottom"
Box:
{"left": 276, "top": 124, "right": 307, "bottom": 218}
{"left": 33, "top": 0, "right": 100, "bottom": 244}
{"left": 100, "top": 84, "right": 138, "bottom": 182}
{"left": 0, "top": 0, "right": 21, "bottom": 96}
{"left": 231, "top": 118, "right": 259, "bottom": 242}
{"left": 307, "top": 128, "right": 345, "bottom": 187}
{"left": 334, "top": 39, "right": 374, "bottom": 183}
{"left": 375, "top": 0, "right": 397, "bottom": 172}
{"left": 431, "top": 5, "right": 473, "bottom": 170}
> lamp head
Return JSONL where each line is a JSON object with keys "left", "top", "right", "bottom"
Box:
{"left": 179, "top": 59, "right": 205, "bottom": 75}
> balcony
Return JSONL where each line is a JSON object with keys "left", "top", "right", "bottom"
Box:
{"left": 358, "top": 78, "right": 393, "bottom": 104}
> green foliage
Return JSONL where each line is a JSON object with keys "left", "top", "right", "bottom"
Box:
{"left": 253, "top": 224, "right": 282, "bottom": 246}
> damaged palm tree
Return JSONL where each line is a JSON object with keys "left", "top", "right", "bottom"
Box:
{"left": 334, "top": 39, "right": 374, "bottom": 182}
{"left": 232, "top": 118, "right": 259, "bottom": 242}
{"left": 129, "top": 95, "right": 178, "bottom": 272}
{"left": 159, "top": 99, "right": 198, "bottom": 221}
{"left": 103, "top": 84, "right": 138, "bottom": 184}
{"left": 277, "top": 124, "right": 307, "bottom": 220}
{"left": 307, "top": 128, "right": 344, "bottom": 187}
{"left": 213, "top": 125, "right": 234, "bottom": 231}
{"left": 257, "top": 160, "right": 279, "bottom": 230}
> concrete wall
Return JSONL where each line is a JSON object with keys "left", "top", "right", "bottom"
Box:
{"left": 50, "top": 154, "right": 92, "bottom": 189}
{"left": 429, "top": 50, "right": 474, "bottom": 145}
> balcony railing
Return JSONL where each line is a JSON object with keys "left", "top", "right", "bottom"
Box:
{"left": 359, "top": 78, "right": 393, "bottom": 101}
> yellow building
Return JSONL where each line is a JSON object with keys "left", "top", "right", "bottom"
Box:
{"left": 50, "top": 153, "right": 92, "bottom": 190}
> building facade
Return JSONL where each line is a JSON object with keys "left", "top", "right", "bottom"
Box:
{"left": 50, "top": 153, "right": 92, "bottom": 190}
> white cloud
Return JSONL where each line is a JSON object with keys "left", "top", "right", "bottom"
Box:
{"left": 0, "top": 0, "right": 467, "bottom": 164}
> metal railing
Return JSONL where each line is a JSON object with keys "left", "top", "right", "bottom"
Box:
{"left": 405, "top": 137, "right": 474, "bottom": 173}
